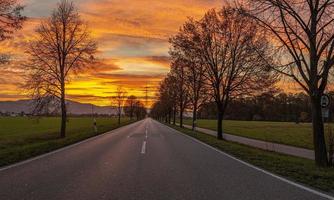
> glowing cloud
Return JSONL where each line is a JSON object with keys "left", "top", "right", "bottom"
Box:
{"left": 0, "top": 0, "right": 232, "bottom": 106}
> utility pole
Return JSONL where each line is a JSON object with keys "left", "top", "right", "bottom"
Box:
{"left": 140, "top": 83, "right": 158, "bottom": 116}
{"left": 144, "top": 85, "right": 149, "bottom": 109}
{"left": 144, "top": 85, "right": 149, "bottom": 117}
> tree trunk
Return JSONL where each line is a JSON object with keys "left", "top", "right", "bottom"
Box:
{"left": 118, "top": 106, "right": 121, "bottom": 125}
{"left": 192, "top": 103, "right": 197, "bottom": 131}
{"left": 217, "top": 106, "right": 223, "bottom": 140}
{"left": 60, "top": 82, "right": 66, "bottom": 138}
{"left": 180, "top": 105, "right": 183, "bottom": 128}
{"left": 173, "top": 106, "right": 176, "bottom": 125}
{"left": 168, "top": 109, "right": 172, "bottom": 124}
{"left": 311, "top": 95, "right": 329, "bottom": 167}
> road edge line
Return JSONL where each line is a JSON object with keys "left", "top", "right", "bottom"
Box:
{"left": 159, "top": 121, "right": 334, "bottom": 200}
{"left": 0, "top": 119, "right": 144, "bottom": 172}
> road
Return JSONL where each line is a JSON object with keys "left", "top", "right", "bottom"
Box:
{"left": 0, "top": 118, "right": 332, "bottom": 200}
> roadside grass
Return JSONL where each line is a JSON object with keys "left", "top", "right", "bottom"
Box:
{"left": 0, "top": 117, "right": 135, "bottom": 167}
{"left": 182, "top": 119, "right": 332, "bottom": 149}
{"left": 166, "top": 123, "right": 334, "bottom": 194}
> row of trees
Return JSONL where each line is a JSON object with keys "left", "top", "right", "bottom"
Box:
{"left": 151, "top": 7, "right": 275, "bottom": 135}
{"left": 198, "top": 90, "right": 313, "bottom": 122}
{"left": 111, "top": 87, "right": 147, "bottom": 125}
{"left": 152, "top": 0, "right": 334, "bottom": 167}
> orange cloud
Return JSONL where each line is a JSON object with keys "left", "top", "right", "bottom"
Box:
{"left": 0, "top": 0, "right": 227, "bottom": 106}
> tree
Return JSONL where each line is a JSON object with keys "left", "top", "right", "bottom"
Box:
{"left": 242, "top": 0, "right": 334, "bottom": 167}
{"left": 185, "top": 60, "right": 208, "bottom": 130}
{"left": 0, "top": 0, "right": 25, "bottom": 42}
{"left": 0, "top": 0, "right": 25, "bottom": 64}
{"left": 150, "top": 101, "right": 164, "bottom": 120}
{"left": 124, "top": 95, "right": 137, "bottom": 119}
{"left": 175, "top": 7, "right": 274, "bottom": 139}
{"left": 151, "top": 72, "right": 180, "bottom": 123}
{"left": 25, "top": 0, "right": 97, "bottom": 138}
{"left": 169, "top": 56, "right": 190, "bottom": 128}
{"left": 134, "top": 101, "right": 147, "bottom": 120}
{"left": 111, "top": 87, "right": 127, "bottom": 125}
{"left": 166, "top": 73, "right": 179, "bottom": 124}
{"left": 157, "top": 73, "right": 178, "bottom": 124}
{"left": 196, "top": 90, "right": 314, "bottom": 122}
{"left": 170, "top": 21, "right": 208, "bottom": 131}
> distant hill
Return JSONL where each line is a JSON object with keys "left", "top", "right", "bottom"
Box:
{"left": 0, "top": 99, "right": 116, "bottom": 115}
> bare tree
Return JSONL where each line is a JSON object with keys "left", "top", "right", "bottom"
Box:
{"left": 170, "top": 24, "right": 208, "bottom": 131}
{"left": 111, "top": 87, "right": 127, "bottom": 125}
{"left": 0, "top": 0, "right": 25, "bottom": 64}
{"left": 241, "top": 0, "right": 334, "bottom": 167}
{"left": 169, "top": 55, "right": 190, "bottom": 128}
{"left": 0, "top": 0, "right": 25, "bottom": 41}
{"left": 185, "top": 60, "right": 208, "bottom": 131}
{"left": 176, "top": 8, "right": 274, "bottom": 139}
{"left": 150, "top": 101, "right": 165, "bottom": 121}
{"left": 134, "top": 100, "right": 147, "bottom": 120}
{"left": 158, "top": 73, "right": 178, "bottom": 124}
{"left": 124, "top": 95, "right": 137, "bottom": 120}
{"left": 25, "top": 0, "right": 97, "bottom": 138}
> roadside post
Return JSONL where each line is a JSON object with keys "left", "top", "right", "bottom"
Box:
{"left": 321, "top": 93, "right": 334, "bottom": 165}
{"left": 321, "top": 94, "right": 330, "bottom": 122}
{"left": 92, "top": 105, "right": 98, "bottom": 134}
{"left": 93, "top": 118, "right": 98, "bottom": 133}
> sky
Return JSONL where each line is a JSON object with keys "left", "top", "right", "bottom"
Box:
{"left": 0, "top": 0, "right": 302, "bottom": 107}
{"left": 0, "top": 0, "right": 230, "bottom": 106}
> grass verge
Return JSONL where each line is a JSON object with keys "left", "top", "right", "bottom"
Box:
{"left": 166, "top": 123, "right": 334, "bottom": 194}
{"left": 0, "top": 117, "right": 136, "bottom": 167}
{"left": 183, "top": 119, "right": 333, "bottom": 150}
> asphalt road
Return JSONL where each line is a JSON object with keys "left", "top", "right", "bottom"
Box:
{"left": 0, "top": 118, "right": 332, "bottom": 200}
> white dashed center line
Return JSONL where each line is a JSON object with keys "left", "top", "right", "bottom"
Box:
{"left": 141, "top": 141, "right": 146, "bottom": 154}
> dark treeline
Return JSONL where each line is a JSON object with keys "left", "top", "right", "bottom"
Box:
{"left": 123, "top": 95, "right": 147, "bottom": 120}
{"left": 110, "top": 87, "right": 147, "bottom": 124}
{"left": 199, "top": 91, "right": 312, "bottom": 122}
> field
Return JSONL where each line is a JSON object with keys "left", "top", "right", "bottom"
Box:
{"left": 0, "top": 117, "right": 134, "bottom": 167}
{"left": 167, "top": 123, "right": 334, "bottom": 194}
{"left": 183, "top": 119, "right": 332, "bottom": 149}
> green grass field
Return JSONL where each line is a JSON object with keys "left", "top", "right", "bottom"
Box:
{"left": 0, "top": 116, "right": 134, "bottom": 167}
{"left": 183, "top": 119, "right": 332, "bottom": 149}
{"left": 166, "top": 123, "right": 334, "bottom": 194}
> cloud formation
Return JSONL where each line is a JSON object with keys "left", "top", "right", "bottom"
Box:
{"left": 1, "top": 0, "right": 224, "bottom": 106}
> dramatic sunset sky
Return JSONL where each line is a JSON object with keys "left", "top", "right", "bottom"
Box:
{"left": 0, "top": 0, "right": 301, "bottom": 106}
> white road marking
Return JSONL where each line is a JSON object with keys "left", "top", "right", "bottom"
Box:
{"left": 145, "top": 129, "right": 148, "bottom": 138}
{"left": 141, "top": 141, "right": 147, "bottom": 154}
{"left": 160, "top": 121, "right": 334, "bottom": 200}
